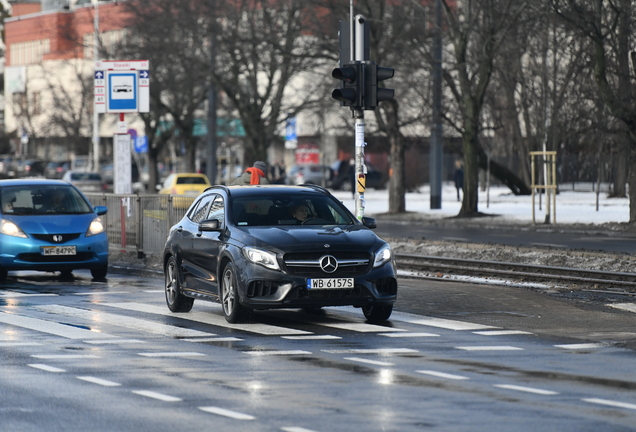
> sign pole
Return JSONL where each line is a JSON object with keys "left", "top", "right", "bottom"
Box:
{"left": 92, "top": 0, "right": 100, "bottom": 172}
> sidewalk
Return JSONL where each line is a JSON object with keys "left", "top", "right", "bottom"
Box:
{"left": 332, "top": 183, "right": 631, "bottom": 231}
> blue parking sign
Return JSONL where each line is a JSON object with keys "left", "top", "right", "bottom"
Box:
{"left": 134, "top": 136, "right": 148, "bottom": 153}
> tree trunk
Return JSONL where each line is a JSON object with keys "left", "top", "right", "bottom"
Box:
{"left": 629, "top": 145, "right": 636, "bottom": 223}
{"left": 610, "top": 139, "right": 628, "bottom": 197}
{"left": 459, "top": 132, "right": 480, "bottom": 216}
{"left": 388, "top": 134, "right": 405, "bottom": 213}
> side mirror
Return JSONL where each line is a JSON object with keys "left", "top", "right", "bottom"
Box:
{"left": 199, "top": 219, "right": 221, "bottom": 232}
{"left": 362, "top": 216, "right": 377, "bottom": 229}
{"left": 94, "top": 205, "right": 108, "bottom": 216}
{"left": 155, "top": 184, "right": 162, "bottom": 191}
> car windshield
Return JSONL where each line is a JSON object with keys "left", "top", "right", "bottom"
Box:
{"left": 1, "top": 185, "right": 93, "bottom": 215}
{"left": 231, "top": 193, "right": 355, "bottom": 227}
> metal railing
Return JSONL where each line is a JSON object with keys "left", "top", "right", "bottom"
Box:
{"left": 84, "top": 193, "right": 196, "bottom": 256}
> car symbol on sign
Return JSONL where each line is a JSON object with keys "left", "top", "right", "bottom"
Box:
{"left": 114, "top": 84, "right": 132, "bottom": 93}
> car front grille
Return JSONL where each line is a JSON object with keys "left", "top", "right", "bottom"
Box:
{"left": 17, "top": 252, "right": 95, "bottom": 263}
{"left": 283, "top": 251, "right": 370, "bottom": 277}
{"left": 31, "top": 233, "right": 81, "bottom": 243}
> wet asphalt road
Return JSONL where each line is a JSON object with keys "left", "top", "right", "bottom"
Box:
{"left": 1, "top": 269, "right": 636, "bottom": 431}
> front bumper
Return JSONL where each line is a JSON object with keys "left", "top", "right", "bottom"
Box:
{"left": 0, "top": 232, "right": 109, "bottom": 272}
{"left": 235, "top": 257, "right": 397, "bottom": 310}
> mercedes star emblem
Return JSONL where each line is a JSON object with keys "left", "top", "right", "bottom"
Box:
{"left": 319, "top": 255, "right": 338, "bottom": 273}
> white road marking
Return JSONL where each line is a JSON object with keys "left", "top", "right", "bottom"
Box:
{"left": 31, "top": 354, "right": 100, "bottom": 359}
{"left": 103, "top": 302, "right": 311, "bottom": 336}
{"left": 607, "top": 303, "right": 636, "bottom": 313}
{"left": 245, "top": 350, "right": 312, "bottom": 356}
{"left": 456, "top": 346, "right": 523, "bottom": 351}
{"left": 529, "top": 243, "right": 567, "bottom": 248}
{"left": 35, "top": 305, "right": 212, "bottom": 338}
{"left": 281, "top": 427, "right": 319, "bottom": 432}
{"left": 344, "top": 357, "right": 394, "bottom": 367}
{"left": 182, "top": 337, "right": 244, "bottom": 342}
{"left": 132, "top": 390, "right": 182, "bottom": 402}
{"left": 138, "top": 352, "right": 205, "bottom": 358}
{"left": 0, "top": 311, "right": 116, "bottom": 340}
{"left": 473, "top": 330, "right": 533, "bottom": 336}
{"left": 74, "top": 291, "right": 130, "bottom": 296}
{"left": 416, "top": 370, "right": 469, "bottom": 380}
{"left": 0, "top": 292, "right": 57, "bottom": 298}
{"left": 554, "top": 343, "right": 605, "bottom": 350}
{"left": 282, "top": 335, "right": 341, "bottom": 340}
{"left": 199, "top": 406, "right": 255, "bottom": 420}
{"left": 391, "top": 314, "right": 497, "bottom": 331}
{"left": 0, "top": 342, "right": 42, "bottom": 347}
{"left": 322, "top": 348, "right": 418, "bottom": 354}
{"left": 28, "top": 364, "right": 66, "bottom": 373}
{"left": 304, "top": 322, "right": 405, "bottom": 333}
{"left": 77, "top": 376, "right": 121, "bottom": 387}
{"left": 583, "top": 398, "right": 636, "bottom": 411}
{"left": 494, "top": 384, "right": 558, "bottom": 395}
{"left": 84, "top": 339, "right": 145, "bottom": 345}
{"left": 379, "top": 332, "right": 440, "bottom": 338}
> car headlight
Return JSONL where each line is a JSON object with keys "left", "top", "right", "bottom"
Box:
{"left": 243, "top": 247, "right": 280, "bottom": 271}
{"left": 86, "top": 217, "right": 105, "bottom": 237}
{"left": 0, "top": 219, "right": 27, "bottom": 238}
{"left": 373, "top": 244, "right": 392, "bottom": 268}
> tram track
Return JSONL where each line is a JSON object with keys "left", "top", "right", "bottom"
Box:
{"left": 395, "top": 253, "right": 636, "bottom": 293}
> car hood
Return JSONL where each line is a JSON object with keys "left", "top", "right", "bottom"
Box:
{"left": 232, "top": 225, "right": 385, "bottom": 253}
{"left": 4, "top": 213, "right": 97, "bottom": 234}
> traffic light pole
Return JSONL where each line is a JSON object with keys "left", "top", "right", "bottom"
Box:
{"left": 353, "top": 15, "right": 366, "bottom": 220}
{"left": 332, "top": 13, "right": 394, "bottom": 220}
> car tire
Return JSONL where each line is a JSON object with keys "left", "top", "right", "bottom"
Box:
{"left": 0, "top": 268, "right": 7, "bottom": 283}
{"left": 165, "top": 256, "right": 194, "bottom": 312}
{"left": 362, "top": 303, "right": 393, "bottom": 322}
{"left": 90, "top": 265, "right": 108, "bottom": 280}
{"left": 221, "top": 262, "right": 250, "bottom": 323}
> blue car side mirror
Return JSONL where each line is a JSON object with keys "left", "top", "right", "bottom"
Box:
{"left": 94, "top": 206, "right": 108, "bottom": 216}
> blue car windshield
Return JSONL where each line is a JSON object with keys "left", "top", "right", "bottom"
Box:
{"left": 231, "top": 193, "right": 356, "bottom": 227}
{"left": 1, "top": 185, "right": 93, "bottom": 215}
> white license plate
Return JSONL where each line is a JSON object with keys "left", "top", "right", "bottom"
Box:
{"left": 307, "top": 278, "right": 354, "bottom": 289}
{"left": 41, "top": 246, "right": 77, "bottom": 256}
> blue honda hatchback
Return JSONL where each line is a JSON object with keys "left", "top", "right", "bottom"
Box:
{"left": 0, "top": 179, "right": 109, "bottom": 281}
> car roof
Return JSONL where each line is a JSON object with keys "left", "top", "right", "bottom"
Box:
{"left": 214, "top": 184, "right": 331, "bottom": 197}
{"left": 0, "top": 179, "right": 70, "bottom": 187}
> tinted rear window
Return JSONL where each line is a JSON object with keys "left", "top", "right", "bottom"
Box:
{"left": 176, "top": 177, "right": 207, "bottom": 185}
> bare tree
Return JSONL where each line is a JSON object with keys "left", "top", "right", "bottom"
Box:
{"left": 440, "top": 0, "right": 529, "bottom": 216}
{"left": 552, "top": 0, "right": 636, "bottom": 222}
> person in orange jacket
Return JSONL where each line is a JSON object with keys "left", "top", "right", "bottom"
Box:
{"left": 231, "top": 161, "right": 270, "bottom": 185}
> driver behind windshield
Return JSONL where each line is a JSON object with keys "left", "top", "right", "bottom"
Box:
{"left": 290, "top": 204, "right": 310, "bottom": 223}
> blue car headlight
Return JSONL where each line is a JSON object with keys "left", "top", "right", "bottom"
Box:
{"left": 243, "top": 247, "right": 280, "bottom": 271}
{"left": 373, "top": 244, "right": 392, "bottom": 268}
{"left": 0, "top": 219, "right": 27, "bottom": 238}
{"left": 86, "top": 217, "right": 105, "bottom": 237}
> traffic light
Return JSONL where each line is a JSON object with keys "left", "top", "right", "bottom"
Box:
{"left": 332, "top": 63, "right": 363, "bottom": 108}
{"left": 364, "top": 63, "right": 394, "bottom": 109}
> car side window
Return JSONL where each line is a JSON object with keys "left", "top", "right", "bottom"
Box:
{"left": 206, "top": 195, "right": 225, "bottom": 226}
{"left": 188, "top": 195, "right": 212, "bottom": 223}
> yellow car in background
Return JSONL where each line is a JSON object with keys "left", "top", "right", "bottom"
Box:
{"left": 158, "top": 173, "right": 211, "bottom": 208}
{"left": 158, "top": 173, "right": 211, "bottom": 195}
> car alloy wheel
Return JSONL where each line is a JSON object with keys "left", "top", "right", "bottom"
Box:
{"left": 221, "top": 262, "right": 250, "bottom": 323}
{"left": 165, "top": 256, "right": 194, "bottom": 313}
